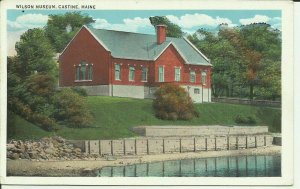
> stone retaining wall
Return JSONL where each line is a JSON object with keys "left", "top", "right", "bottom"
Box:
{"left": 132, "top": 126, "right": 269, "bottom": 137}
{"left": 73, "top": 135, "right": 275, "bottom": 156}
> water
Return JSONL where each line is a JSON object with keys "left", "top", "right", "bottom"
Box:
{"left": 97, "top": 154, "right": 281, "bottom": 177}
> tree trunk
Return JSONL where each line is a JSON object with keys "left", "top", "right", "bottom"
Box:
{"left": 249, "top": 84, "right": 254, "bottom": 100}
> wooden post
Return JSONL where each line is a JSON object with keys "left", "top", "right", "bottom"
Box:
{"left": 246, "top": 136, "right": 248, "bottom": 149}
{"left": 123, "top": 139, "right": 126, "bottom": 155}
{"left": 205, "top": 138, "right": 208, "bottom": 151}
{"left": 135, "top": 139, "right": 137, "bottom": 155}
{"left": 99, "top": 140, "right": 101, "bottom": 155}
{"left": 255, "top": 136, "right": 257, "bottom": 148}
{"left": 236, "top": 137, "right": 239, "bottom": 150}
{"left": 194, "top": 137, "right": 196, "bottom": 152}
{"left": 147, "top": 139, "right": 149, "bottom": 155}
{"left": 215, "top": 137, "right": 217, "bottom": 151}
{"left": 227, "top": 136, "right": 230, "bottom": 150}
{"left": 163, "top": 139, "right": 165, "bottom": 154}
{"left": 111, "top": 140, "right": 113, "bottom": 156}
{"left": 179, "top": 138, "right": 182, "bottom": 153}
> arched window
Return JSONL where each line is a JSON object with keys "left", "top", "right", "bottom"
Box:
{"left": 75, "top": 61, "right": 93, "bottom": 81}
{"left": 129, "top": 66, "right": 135, "bottom": 81}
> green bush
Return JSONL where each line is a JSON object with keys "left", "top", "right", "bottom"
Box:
{"left": 153, "top": 83, "right": 198, "bottom": 120}
{"left": 71, "top": 87, "right": 88, "bottom": 96}
{"left": 235, "top": 114, "right": 257, "bottom": 125}
{"left": 52, "top": 89, "right": 94, "bottom": 128}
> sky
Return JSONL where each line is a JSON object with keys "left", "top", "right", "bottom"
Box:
{"left": 7, "top": 9, "right": 281, "bottom": 56}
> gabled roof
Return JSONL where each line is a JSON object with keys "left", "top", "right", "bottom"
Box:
{"left": 65, "top": 25, "right": 212, "bottom": 66}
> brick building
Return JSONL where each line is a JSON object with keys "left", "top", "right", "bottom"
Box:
{"left": 59, "top": 25, "right": 212, "bottom": 102}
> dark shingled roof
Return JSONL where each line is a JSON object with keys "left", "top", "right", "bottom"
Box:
{"left": 86, "top": 26, "right": 212, "bottom": 66}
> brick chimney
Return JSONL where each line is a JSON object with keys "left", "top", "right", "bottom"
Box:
{"left": 156, "top": 25, "right": 167, "bottom": 44}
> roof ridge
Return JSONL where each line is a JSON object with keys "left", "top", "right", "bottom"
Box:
{"left": 87, "top": 26, "right": 156, "bottom": 37}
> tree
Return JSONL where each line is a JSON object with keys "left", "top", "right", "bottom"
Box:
{"left": 153, "top": 83, "right": 199, "bottom": 120}
{"left": 45, "top": 12, "right": 95, "bottom": 52}
{"left": 15, "top": 28, "right": 57, "bottom": 77}
{"left": 188, "top": 23, "right": 281, "bottom": 100}
{"left": 149, "top": 16, "right": 183, "bottom": 38}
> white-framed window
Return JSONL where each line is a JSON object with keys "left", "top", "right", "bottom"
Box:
{"left": 174, "top": 67, "right": 181, "bottom": 81}
{"left": 141, "top": 67, "right": 147, "bottom": 81}
{"left": 75, "top": 62, "right": 93, "bottom": 81}
{"left": 129, "top": 66, "right": 135, "bottom": 81}
{"left": 190, "top": 70, "right": 196, "bottom": 83}
{"left": 201, "top": 70, "right": 207, "bottom": 85}
{"left": 194, "top": 88, "right": 200, "bottom": 94}
{"left": 158, "top": 66, "right": 164, "bottom": 82}
{"left": 115, "top": 64, "right": 121, "bottom": 80}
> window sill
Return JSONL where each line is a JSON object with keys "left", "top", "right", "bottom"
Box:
{"left": 141, "top": 80, "right": 148, "bottom": 82}
{"left": 115, "top": 79, "right": 122, "bottom": 81}
{"left": 74, "top": 80, "right": 92, "bottom": 82}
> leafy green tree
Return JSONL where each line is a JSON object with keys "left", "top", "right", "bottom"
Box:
{"left": 149, "top": 16, "right": 183, "bottom": 38}
{"left": 153, "top": 83, "right": 199, "bottom": 120}
{"left": 45, "top": 12, "right": 94, "bottom": 52}
{"left": 15, "top": 28, "right": 57, "bottom": 77}
{"left": 52, "top": 89, "right": 94, "bottom": 128}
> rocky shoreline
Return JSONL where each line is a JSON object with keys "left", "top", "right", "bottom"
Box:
{"left": 6, "top": 137, "right": 281, "bottom": 177}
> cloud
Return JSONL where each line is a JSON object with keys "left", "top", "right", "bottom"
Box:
{"left": 7, "top": 13, "right": 48, "bottom": 31}
{"left": 166, "top": 14, "right": 234, "bottom": 29}
{"left": 239, "top": 15, "right": 281, "bottom": 30}
{"left": 239, "top": 15, "right": 270, "bottom": 25}
{"left": 93, "top": 17, "right": 154, "bottom": 34}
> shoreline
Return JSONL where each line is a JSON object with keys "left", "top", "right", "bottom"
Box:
{"left": 7, "top": 146, "right": 281, "bottom": 177}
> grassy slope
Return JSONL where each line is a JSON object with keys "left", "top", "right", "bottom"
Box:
{"left": 7, "top": 96, "right": 281, "bottom": 140}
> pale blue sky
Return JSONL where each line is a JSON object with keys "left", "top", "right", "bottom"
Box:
{"left": 7, "top": 9, "right": 281, "bottom": 55}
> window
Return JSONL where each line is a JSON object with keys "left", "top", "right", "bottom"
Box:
{"left": 115, "top": 64, "right": 121, "bottom": 80}
{"left": 175, "top": 67, "right": 181, "bottom": 81}
{"left": 158, "top": 66, "right": 164, "bottom": 82}
{"left": 194, "top": 88, "right": 200, "bottom": 94}
{"left": 201, "top": 70, "right": 207, "bottom": 85}
{"left": 190, "top": 70, "right": 196, "bottom": 83}
{"left": 129, "top": 66, "right": 135, "bottom": 81}
{"left": 75, "top": 62, "right": 93, "bottom": 81}
{"left": 141, "top": 67, "right": 147, "bottom": 81}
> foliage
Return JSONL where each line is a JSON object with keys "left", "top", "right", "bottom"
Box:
{"left": 149, "top": 16, "right": 183, "bottom": 38}
{"left": 188, "top": 23, "right": 281, "bottom": 100}
{"left": 15, "top": 28, "right": 57, "bottom": 77}
{"left": 8, "top": 96, "right": 281, "bottom": 140}
{"left": 71, "top": 87, "right": 88, "bottom": 96}
{"left": 45, "top": 12, "right": 95, "bottom": 52}
{"left": 153, "top": 84, "right": 199, "bottom": 120}
{"left": 235, "top": 114, "right": 257, "bottom": 125}
{"left": 52, "top": 89, "right": 94, "bottom": 128}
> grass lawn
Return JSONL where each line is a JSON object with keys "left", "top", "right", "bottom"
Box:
{"left": 7, "top": 96, "right": 281, "bottom": 140}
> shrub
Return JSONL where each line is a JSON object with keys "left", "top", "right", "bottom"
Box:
{"left": 71, "top": 87, "right": 88, "bottom": 96}
{"left": 235, "top": 114, "right": 257, "bottom": 125}
{"left": 52, "top": 89, "right": 94, "bottom": 128}
{"left": 153, "top": 83, "right": 198, "bottom": 120}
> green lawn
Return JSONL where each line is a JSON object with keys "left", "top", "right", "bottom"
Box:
{"left": 7, "top": 96, "right": 281, "bottom": 140}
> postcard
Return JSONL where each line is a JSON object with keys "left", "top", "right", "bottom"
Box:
{"left": 0, "top": 0, "right": 294, "bottom": 186}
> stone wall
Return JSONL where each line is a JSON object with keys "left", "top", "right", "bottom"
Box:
{"left": 132, "top": 126, "right": 269, "bottom": 137}
{"left": 211, "top": 97, "right": 281, "bottom": 107}
{"left": 78, "top": 134, "right": 275, "bottom": 156}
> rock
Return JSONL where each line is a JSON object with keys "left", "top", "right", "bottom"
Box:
{"left": 29, "top": 151, "right": 38, "bottom": 159}
{"left": 10, "top": 153, "right": 20, "bottom": 160}
{"left": 7, "top": 143, "right": 15, "bottom": 150}
{"left": 44, "top": 148, "right": 55, "bottom": 155}
{"left": 63, "top": 148, "right": 72, "bottom": 153}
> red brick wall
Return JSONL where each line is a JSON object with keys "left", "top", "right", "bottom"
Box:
{"left": 59, "top": 27, "right": 111, "bottom": 87}
{"left": 111, "top": 58, "right": 152, "bottom": 86}
{"left": 154, "top": 44, "right": 211, "bottom": 88}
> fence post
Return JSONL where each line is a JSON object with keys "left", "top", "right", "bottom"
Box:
{"left": 111, "top": 140, "right": 113, "bottom": 156}
{"left": 236, "top": 137, "right": 239, "bottom": 150}
{"left": 246, "top": 136, "right": 248, "bottom": 149}
{"left": 147, "top": 139, "right": 149, "bottom": 155}
{"left": 99, "top": 140, "right": 101, "bottom": 155}
{"left": 205, "top": 138, "right": 208, "bottom": 151}
{"left": 227, "top": 136, "right": 230, "bottom": 150}
{"left": 123, "top": 139, "right": 126, "bottom": 155}
{"left": 135, "top": 139, "right": 137, "bottom": 155}
{"left": 163, "top": 139, "right": 165, "bottom": 154}
{"left": 194, "top": 137, "right": 196, "bottom": 152}
{"left": 179, "top": 138, "right": 182, "bottom": 153}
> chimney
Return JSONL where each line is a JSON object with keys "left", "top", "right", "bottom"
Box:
{"left": 156, "top": 25, "right": 167, "bottom": 44}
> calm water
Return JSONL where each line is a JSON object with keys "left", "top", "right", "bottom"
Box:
{"left": 97, "top": 155, "right": 281, "bottom": 177}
